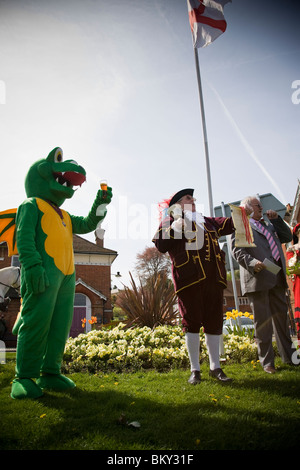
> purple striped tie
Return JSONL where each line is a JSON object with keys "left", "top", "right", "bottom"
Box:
{"left": 255, "top": 221, "right": 280, "bottom": 261}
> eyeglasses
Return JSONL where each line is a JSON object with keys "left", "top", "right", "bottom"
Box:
{"left": 252, "top": 203, "right": 263, "bottom": 209}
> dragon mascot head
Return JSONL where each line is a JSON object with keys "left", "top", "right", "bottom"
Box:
{"left": 25, "top": 147, "right": 86, "bottom": 206}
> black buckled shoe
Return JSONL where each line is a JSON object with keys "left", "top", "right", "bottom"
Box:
{"left": 188, "top": 370, "right": 201, "bottom": 385}
{"left": 209, "top": 368, "right": 232, "bottom": 383}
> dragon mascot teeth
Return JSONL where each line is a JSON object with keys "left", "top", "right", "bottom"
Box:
{"left": 0, "top": 147, "right": 112, "bottom": 399}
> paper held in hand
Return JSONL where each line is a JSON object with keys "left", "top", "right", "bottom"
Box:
{"left": 263, "top": 258, "right": 281, "bottom": 275}
{"left": 229, "top": 204, "right": 256, "bottom": 248}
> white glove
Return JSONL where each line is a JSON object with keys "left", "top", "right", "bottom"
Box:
{"left": 171, "top": 217, "right": 185, "bottom": 232}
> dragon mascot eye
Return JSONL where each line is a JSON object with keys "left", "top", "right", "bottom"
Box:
{"left": 54, "top": 148, "right": 63, "bottom": 163}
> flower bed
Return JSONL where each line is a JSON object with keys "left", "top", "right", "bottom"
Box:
{"left": 63, "top": 323, "right": 261, "bottom": 373}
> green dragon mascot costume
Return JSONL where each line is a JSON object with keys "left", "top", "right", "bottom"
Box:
{"left": 3, "top": 147, "right": 112, "bottom": 399}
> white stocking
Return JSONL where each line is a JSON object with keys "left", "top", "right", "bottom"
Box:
{"left": 205, "top": 333, "right": 221, "bottom": 370}
{"left": 185, "top": 332, "right": 200, "bottom": 371}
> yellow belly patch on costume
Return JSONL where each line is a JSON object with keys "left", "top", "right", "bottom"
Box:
{"left": 36, "top": 198, "right": 74, "bottom": 275}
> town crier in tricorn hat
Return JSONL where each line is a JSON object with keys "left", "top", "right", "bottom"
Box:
{"left": 153, "top": 188, "right": 235, "bottom": 385}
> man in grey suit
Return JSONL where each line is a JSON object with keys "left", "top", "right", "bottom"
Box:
{"left": 230, "top": 195, "right": 295, "bottom": 373}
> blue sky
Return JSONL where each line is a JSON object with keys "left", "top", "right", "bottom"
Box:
{"left": 0, "top": 0, "right": 299, "bottom": 287}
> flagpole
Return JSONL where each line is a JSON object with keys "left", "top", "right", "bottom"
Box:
{"left": 193, "top": 47, "right": 214, "bottom": 217}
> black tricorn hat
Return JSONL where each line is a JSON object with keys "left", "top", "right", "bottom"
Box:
{"left": 169, "top": 188, "right": 194, "bottom": 207}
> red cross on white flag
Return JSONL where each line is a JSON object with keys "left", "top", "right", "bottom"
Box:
{"left": 187, "top": 0, "right": 231, "bottom": 48}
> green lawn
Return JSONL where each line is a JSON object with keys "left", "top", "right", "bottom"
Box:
{"left": 0, "top": 360, "right": 299, "bottom": 451}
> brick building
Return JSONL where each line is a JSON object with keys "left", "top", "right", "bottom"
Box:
{"left": 223, "top": 280, "right": 250, "bottom": 314}
{"left": 288, "top": 180, "right": 300, "bottom": 228}
{"left": 71, "top": 233, "right": 118, "bottom": 337}
{"left": 0, "top": 231, "right": 118, "bottom": 347}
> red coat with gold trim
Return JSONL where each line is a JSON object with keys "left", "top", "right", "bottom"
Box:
{"left": 153, "top": 215, "right": 234, "bottom": 294}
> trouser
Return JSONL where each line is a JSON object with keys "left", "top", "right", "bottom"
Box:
{"left": 15, "top": 271, "right": 75, "bottom": 378}
{"left": 177, "top": 281, "right": 224, "bottom": 334}
{"left": 247, "top": 286, "right": 294, "bottom": 367}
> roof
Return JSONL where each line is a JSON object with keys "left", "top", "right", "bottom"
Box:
{"left": 75, "top": 278, "right": 107, "bottom": 300}
{"left": 73, "top": 234, "right": 118, "bottom": 256}
{"left": 214, "top": 193, "right": 287, "bottom": 219}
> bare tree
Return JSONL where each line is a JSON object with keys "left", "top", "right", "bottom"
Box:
{"left": 135, "top": 246, "right": 171, "bottom": 279}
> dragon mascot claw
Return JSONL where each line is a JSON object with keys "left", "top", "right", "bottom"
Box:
{"left": 0, "top": 147, "right": 112, "bottom": 399}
